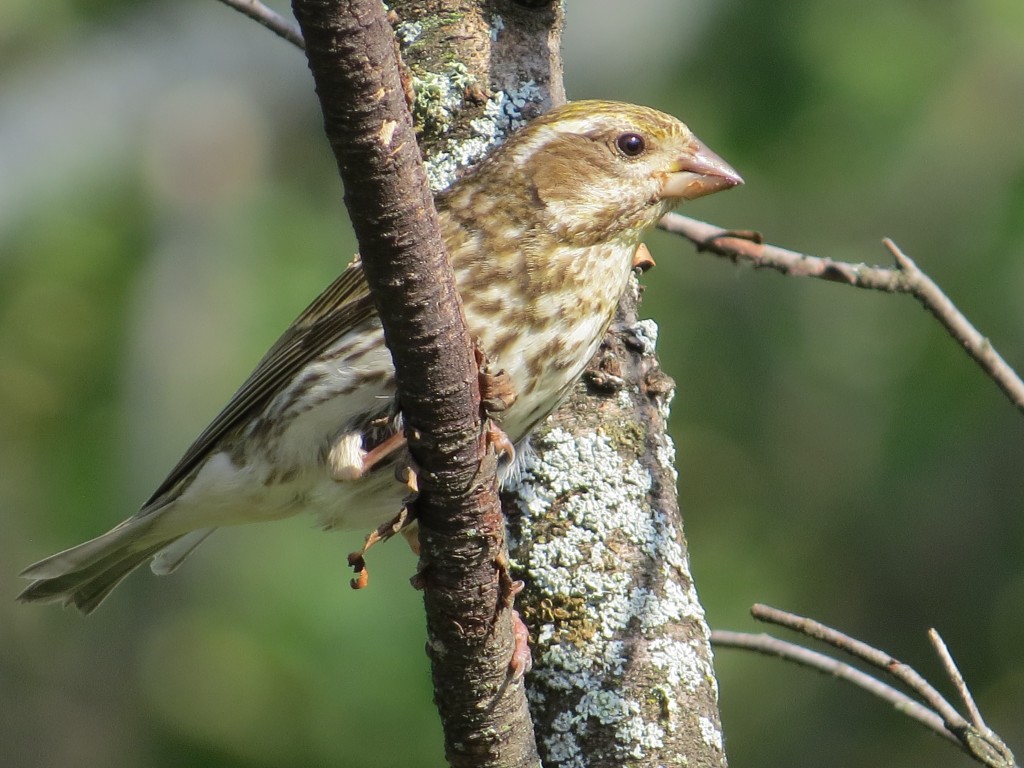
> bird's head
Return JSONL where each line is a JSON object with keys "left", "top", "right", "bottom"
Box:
{"left": 469, "top": 100, "right": 742, "bottom": 246}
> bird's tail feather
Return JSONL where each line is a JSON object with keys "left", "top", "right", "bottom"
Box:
{"left": 17, "top": 517, "right": 210, "bottom": 614}
{"left": 151, "top": 528, "right": 216, "bottom": 575}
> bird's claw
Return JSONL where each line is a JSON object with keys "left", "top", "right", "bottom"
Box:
{"left": 486, "top": 421, "right": 515, "bottom": 464}
{"left": 494, "top": 553, "right": 532, "bottom": 679}
{"left": 395, "top": 461, "right": 419, "bottom": 495}
{"left": 510, "top": 607, "right": 533, "bottom": 679}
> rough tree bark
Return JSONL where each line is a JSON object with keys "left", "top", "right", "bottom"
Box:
{"left": 294, "top": 0, "right": 726, "bottom": 765}
{"left": 290, "top": 1, "right": 537, "bottom": 766}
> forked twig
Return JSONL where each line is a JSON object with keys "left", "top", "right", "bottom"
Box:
{"left": 659, "top": 213, "right": 1024, "bottom": 415}
{"left": 712, "top": 604, "right": 1018, "bottom": 768}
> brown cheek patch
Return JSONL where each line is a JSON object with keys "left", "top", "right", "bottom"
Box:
{"left": 529, "top": 135, "right": 616, "bottom": 207}
{"left": 531, "top": 153, "right": 578, "bottom": 207}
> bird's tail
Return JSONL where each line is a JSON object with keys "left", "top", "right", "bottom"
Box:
{"left": 18, "top": 517, "right": 215, "bottom": 615}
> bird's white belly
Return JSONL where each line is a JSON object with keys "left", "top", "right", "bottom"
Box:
{"left": 154, "top": 447, "right": 408, "bottom": 538}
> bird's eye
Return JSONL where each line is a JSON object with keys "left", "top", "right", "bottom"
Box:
{"left": 615, "top": 132, "right": 646, "bottom": 157}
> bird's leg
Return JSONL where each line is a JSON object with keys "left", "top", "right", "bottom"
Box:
{"left": 345, "top": 448, "right": 422, "bottom": 589}
{"left": 328, "top": 430, "right": 407, "bottom": 482}
{"left": 393, "top": 459, "right": 422, "bottom": 556}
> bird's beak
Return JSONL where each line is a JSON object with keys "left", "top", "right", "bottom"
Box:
{"left": 660, "top": 138, "right": 743, "bottom": 201}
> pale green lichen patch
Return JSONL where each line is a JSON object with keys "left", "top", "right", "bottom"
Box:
{"left": 394, "top": 20, "right": 423, "bottom": 46}
{"left": 650, "top": 684, "right": 677, "bottom": 724}
{"left": 531, "top": 683, "right": 666, "bottom": 767}
{"left": 647, "top": 635, "right": 715, "bottom": 693}
{"left": 656, "top": 433, "right": 679, "bottom": 485}
{"left": 699, "top": 715, "right": 724, "bottom": 752}
{"left": 393, "top": 10, "right": 465, "bottom": 52}
{"left": 579, "top": 689, "right": 665, "bottom": 755}
{"left": 510, "top": 429, "right": 652, "bottom": 596}
{"left": 631, "top": 319, "right": 660, "bottom": 355}
{"left": 410, "top": 61, "right": 473, "bottom": 137}
{"left": 426, "top": 81, "right": 545, "bottom": 190}
{"left": 542, "top": 723, "right": 582, "bottom": 767}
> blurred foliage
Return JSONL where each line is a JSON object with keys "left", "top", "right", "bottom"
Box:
{"left": 2, "top": 1, "right": 1022, "bottom": 767}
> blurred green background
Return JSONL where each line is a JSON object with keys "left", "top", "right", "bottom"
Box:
{"left": 3, "top": 1, "right": 1022, "bottom": 766}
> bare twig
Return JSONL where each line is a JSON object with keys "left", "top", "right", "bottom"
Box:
{"left": 216, "top": 0, "right": 305, "bottom": 49}
{"left": 930, "top": 628, "right": 986, "bottom": 729}
{"left": 750, "top": 603, "right": 966, "bottom": 728}
{"left": 714, "top": 605, "right": 1019, "bottom": 768}
{"left": 659, "top": 212, "right": 1024, "bottom": 415}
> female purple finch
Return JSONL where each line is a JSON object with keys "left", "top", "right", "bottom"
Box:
{"left": 19, "top": 100, "right": 741, "bottom": 613}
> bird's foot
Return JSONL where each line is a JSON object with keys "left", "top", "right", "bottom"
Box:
{"left": 476, "top": 346, "right": 517, "bottom": 415}
{"left": 496, "top": 552, "right": 532, "bottom": 679}
{"left": 509, "top": 587, "right": 533, "bottom": 680}
{"left": 347, "top": 505, "right": 417, "bottom": 589}
{"left": 486, "top": 421, "right": 515, "bottom": 464}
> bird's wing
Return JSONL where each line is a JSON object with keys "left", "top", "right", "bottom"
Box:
{"left": 143, "top": 261, "right": 377, "bottom": 506}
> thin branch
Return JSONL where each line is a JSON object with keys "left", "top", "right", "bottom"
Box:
{"left": 659, "top": 212, "right": 1024, "bottom": 415}
{"left": 289, "top": 1, "right": 537, "bottom": 766}
{"left": 716, "top": 605, "right": 1019, "bottom": 768}
{"left": 750, "top": 603, "right": 966, "bottom": 728}
{"left": 711, "top": 629, "right": 959, "bottom": 746}
{"left": 216, "top": 0, "right": 305, "bottom": 49}
{"left": 928, "top": 628, "right": 998, "bottom": 742}
{"left": 881, "top": 237, "right": 1024, "bottom": 413}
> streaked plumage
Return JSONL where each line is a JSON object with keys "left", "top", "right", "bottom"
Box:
{"left": 19, "top": 100, "right": 741, "bottom": 613}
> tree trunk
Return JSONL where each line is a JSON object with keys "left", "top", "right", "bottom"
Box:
{"left": 322, "top": 1, "right": 727, "bottom": 764}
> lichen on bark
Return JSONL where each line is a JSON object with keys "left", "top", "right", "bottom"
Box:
{"left": 388, "top": 0, "right": 563, "bottom": 188}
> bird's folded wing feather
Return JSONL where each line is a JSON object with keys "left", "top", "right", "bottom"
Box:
{"left": 143, "top": 260, "right": 377, "bottom": 507}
